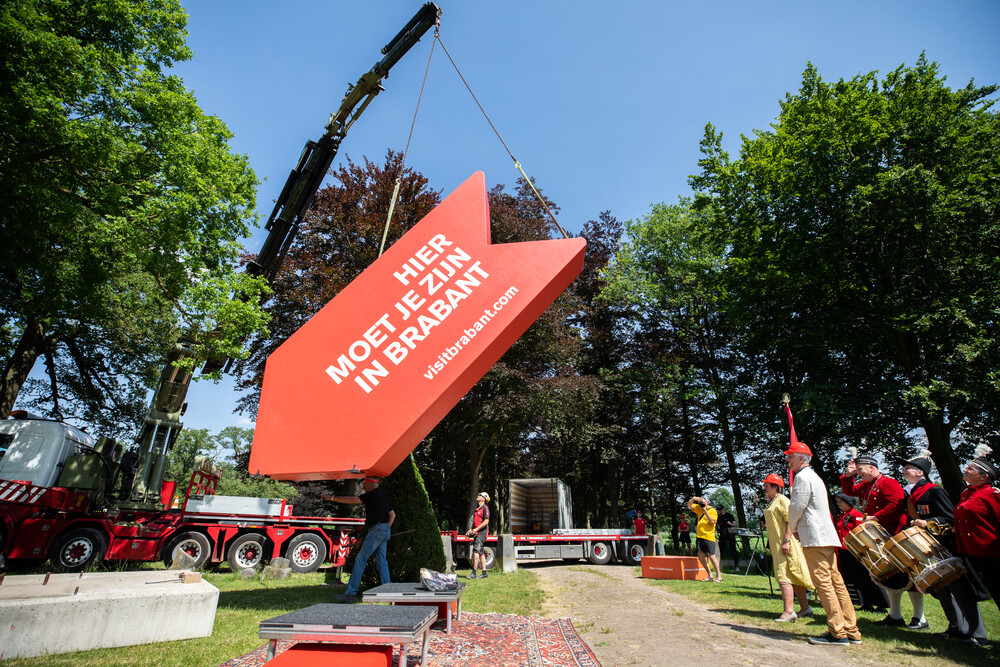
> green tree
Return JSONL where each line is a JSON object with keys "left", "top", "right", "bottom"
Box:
{"left": 0, "top": 0, "right": 266, "bottom": 432}
{"left": 602, "top": 201, "right": 748, "bottom": 526}
{"left": 692, "top": 55, "right": 1000, "bottom": 497}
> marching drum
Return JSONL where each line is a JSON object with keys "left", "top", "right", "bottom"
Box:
{"left": 884, "top": 526, "right": 966, "bottom": 595}
{"left": 843, "top": 521, "right": 904, "bottom": 581}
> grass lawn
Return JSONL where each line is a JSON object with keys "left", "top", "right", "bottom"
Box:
{"left": 2, "top": 566, "right": 542, "bottom": 667}
{"left": 646, "top": 565, "right": 999, "bottom": 667}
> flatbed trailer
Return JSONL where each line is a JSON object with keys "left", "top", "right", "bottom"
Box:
{"left": 444, "top": 478, "right": 652, "bottom": 569}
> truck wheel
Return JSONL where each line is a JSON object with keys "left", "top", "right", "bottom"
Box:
{"left": 50, "top": 528, "right": 107, "bottom": 572}
{"left": 464, "top": 545, "right": 496, "bottom": 570}
{"left": 164, "top": 532, "right": 211, "bottom": 570}
{"left": 622, "top": 541, "right": 646, "bottom": 566}
{"left": 587, "top": 541, "right": 612, "bottom": 565}
{"left": 286, "top": 533, "right": 328, "bottom": 573}
{"left": 228, "top": 533, "right": 268, "bottom": 570}
{"left": 481, "top": 545, "right": 496, "bottom": 570}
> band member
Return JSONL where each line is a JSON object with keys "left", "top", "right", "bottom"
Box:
{"left": 833, "top": 492, "right": 888, "bottom": 612}
{"left": 786, "top": 441, "right": 862, "bottom": 645}
{"left": 901, "top": 451, "right": 987, "bottom": 645}
{"left": 841, "top": 454, "right": 926, "bottom": 629}
{"left": 954, "top": 444, "right": 1000, "bottom": 624}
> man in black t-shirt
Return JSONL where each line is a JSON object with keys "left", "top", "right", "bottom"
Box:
{"left": 329, "top": 477, "right": 395, "bottom": 602}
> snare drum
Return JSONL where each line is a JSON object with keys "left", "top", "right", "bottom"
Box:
{"left": 843, "top": 521, "right": 903, "bottom": 581}
{"left": 884, "top": 526, "right": 966, "bottom": 594}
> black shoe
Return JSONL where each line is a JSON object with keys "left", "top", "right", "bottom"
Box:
{"left": 809, "top": 633, "right": 849, "bottom": 645}
{"left": 848, "top": 637, "right": 863, "bottom": 645}
{"left": 874, "top": 615, "right": 907, "bottom": 627}
{"left": 466, "top": 572, "right": 478, "bottom": 579}
{"left": 333, "top": 593, "right": 360, "bottom": 603}
{"left": 906, "top": 618, "right": 929, "bottom": 630}
{"left": 479, "top": 571, "right": 488, "bottom": 578}
{"left": 937, "top": 628, "right": 959, "bottom": 639}
{"left": 964, "top": 637, "right": 986, "bottom": 647}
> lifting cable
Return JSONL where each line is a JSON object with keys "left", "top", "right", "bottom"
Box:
{"left": 436, "top": 33, "right": 569, "bottom": 240}
{"left": 379, "top": 25, "right": 570, "bottom": 256}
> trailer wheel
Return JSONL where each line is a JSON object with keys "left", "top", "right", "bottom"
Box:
{"left": 622, "top": 541, "right": 646, "bottom": 566}
{"left": 50, "top": 528, "right": 107, "bottom": 572}
{"left": 228, "top": 533, "right": 268, "bottom": 570}
{"left": 587, "top": 541, "right": 612, "bottom": 565}
{"left": 286, "top": 533, "right": 328, "bottom": 573}
{"left": 463, "top": 545, "right": 496, "bottom": 570}
{"left": 164, "top": 532, "right": 211, "bottom": 570}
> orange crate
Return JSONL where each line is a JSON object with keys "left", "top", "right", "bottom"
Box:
{"left": 640, "top": 555, "right": 709, "bottom": 580}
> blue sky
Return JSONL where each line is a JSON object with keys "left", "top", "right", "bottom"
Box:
{"left": 174, "top": 0, "right": 1000, "bottom": 434}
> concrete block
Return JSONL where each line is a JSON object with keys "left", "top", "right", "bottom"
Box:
{"left": 0, "top": 570, "right": 219, "bottom": 659}
{"left": 498, "top": 534, "right": 517, "bottom": 573}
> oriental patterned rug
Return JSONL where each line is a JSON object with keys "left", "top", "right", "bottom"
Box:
{"left": 219, "top": 612, "right": 601, "bottom": 667}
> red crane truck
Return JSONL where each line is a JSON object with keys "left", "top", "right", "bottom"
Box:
{"left": 0, "top": 3, "right": 442, "bottom": 574}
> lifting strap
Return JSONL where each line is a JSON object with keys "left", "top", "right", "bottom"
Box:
{"left": 378, "top": 25, "right": 571, "bottom": 252}
{"left": 378, "top": 24, "right": 440, "bottom": 257}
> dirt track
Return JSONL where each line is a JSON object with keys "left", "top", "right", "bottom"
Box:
{"left": 527, "top": 562, "right": 865, "bottom": 667}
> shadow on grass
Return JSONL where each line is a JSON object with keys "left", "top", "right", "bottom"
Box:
{"left": 853, "top": 620, "right": 997, "bottom": 666}
{"left": 218, "top": 584, "right": 345, "bottom": 612}
{"left": 712, "top": 621, "right": 811, "bottom": 643}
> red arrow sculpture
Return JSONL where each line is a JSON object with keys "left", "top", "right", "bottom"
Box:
{"left": 249, "top": 172, "right": 586, "bottom": 480}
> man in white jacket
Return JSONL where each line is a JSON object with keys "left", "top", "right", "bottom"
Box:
{"left": 786, "top": 441, "right": 863, "bottom": 646}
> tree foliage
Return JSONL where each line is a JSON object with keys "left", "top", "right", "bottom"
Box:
{"left": 691, "top": 55, "right": 1000, "bottom": 496}
{"left": 0, "top": 0, "right": 266, "bottom": 434}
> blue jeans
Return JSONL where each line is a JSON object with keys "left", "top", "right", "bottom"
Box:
{"left": 344, "top": 522, "right": 391, "bottom": 595}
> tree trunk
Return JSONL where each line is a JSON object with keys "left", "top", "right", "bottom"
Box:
{"left": 921, "top": 416, "right": 963, "bottom": 502}
{"left": 717, "top": 397, "right": 746, "bottom": 529}
{"left": 681, "top": 397, "right": 701, "bottom": 495}
{"left": 1, "top": 316, "right": 49, "bottom": 419}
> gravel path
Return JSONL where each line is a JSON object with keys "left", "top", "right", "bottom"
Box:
{"left": 526, "top": 562, "right": 867, "bottom": 667}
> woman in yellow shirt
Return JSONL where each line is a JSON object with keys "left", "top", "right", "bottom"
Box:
{"left": 689, "top": 496, "right": 723, "bottom": 582}
{"left": 762, "top": 474, "right": 814, "bottom": 621}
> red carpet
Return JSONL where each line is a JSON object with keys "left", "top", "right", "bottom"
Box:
{"left": 220, "top": 612, "right": 601, "bottom": 666}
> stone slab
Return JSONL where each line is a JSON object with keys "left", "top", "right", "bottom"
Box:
{"left": 0, "top": 570, "right": 219, "bottom": 659}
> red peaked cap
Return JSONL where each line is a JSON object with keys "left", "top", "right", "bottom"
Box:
{"left": 762, "top": 473, "right": 785, "bottom": 487}
{"left": 783, "top": 441, "right": 812, "bottom": 456}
